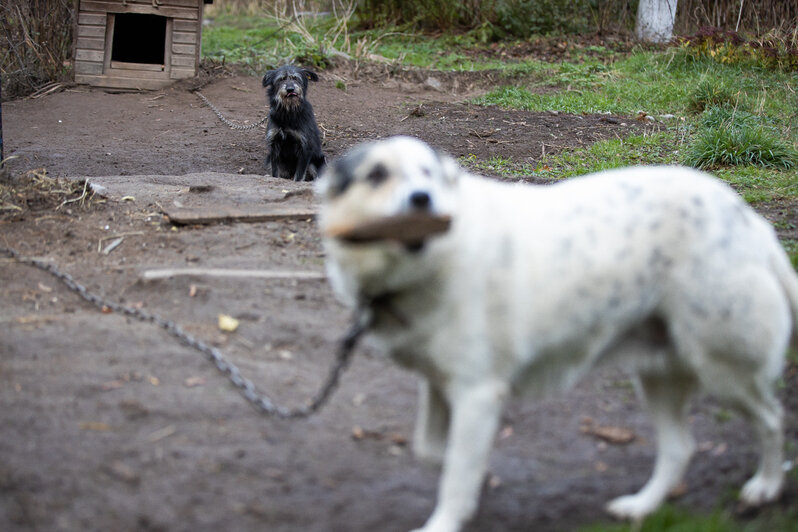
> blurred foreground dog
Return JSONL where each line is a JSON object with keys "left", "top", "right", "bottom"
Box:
{"left": 262, "top": 65, "right": 325, "bottom": 181}
{"left": 317, "top": 136, "right": 798, "bottom": 532}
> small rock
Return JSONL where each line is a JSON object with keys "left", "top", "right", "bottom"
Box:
{"left": 425, "top": 77, "right": 443, "bottom": 91}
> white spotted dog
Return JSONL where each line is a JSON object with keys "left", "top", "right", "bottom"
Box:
{"left": 316, "top": 136, "right": 798, "bottom": 532}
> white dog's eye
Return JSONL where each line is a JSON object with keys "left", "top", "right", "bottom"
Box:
{"left": 367, "top": 164, "right": 389, "bottom": 186}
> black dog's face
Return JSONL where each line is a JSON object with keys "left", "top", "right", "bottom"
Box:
{"left": 262, "top": 66, "right": 319, "bottom": 110}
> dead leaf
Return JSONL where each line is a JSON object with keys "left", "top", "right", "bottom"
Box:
{"left": 351, "top": 426, "right": 383, "bottom": 441}
{"left": 184, "top": 376, "right": 206, "bottom": 388}
{"left": 697, "top": 440, "right": 715, "bottom": 453}
{"left": 669, "top": 482, "right": 688, "bottom": 498}
{"left": 37, "top": 282, "right": 53, "bottom": 293}
{"left": 101, "top": 379, "right": 126, "bottom": 391}
{"left": 106, "top": 461, "right": 140, "bottom": 485}
{"left": 218, "top": 314, "right": 239, "bottom": 332}
{"left": 580, "top": 420, "right": 636, "bottom": 444}
{"left": 498, "top": 425, "right": 514, "bottom": 440}
{"left": 147, "top": 425, "right": 176, "bottom": 443}
{"left": 389, "top": 433, "right": 407, "bottom": 446}
{"left": 189, "top": 284, "right": 198, "bottom": 297}
{"left": 80, "top": 421, "right": 112, "bottom": 431}
{"left": 711, "top": 442, "right": 727, "bottom": 456}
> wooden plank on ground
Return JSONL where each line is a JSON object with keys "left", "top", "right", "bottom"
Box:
{"left": 166, "top": 207, "right": 317, "bottom": 225}
{"left": 141, "top": 268, "right": 325, "bottom": 281}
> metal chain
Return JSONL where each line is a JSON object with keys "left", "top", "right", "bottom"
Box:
{"left": 1, "top": 245, "right": 369, "bottom": 419}
{"left": 194, "top": 91, "right": 270, "bottom": 131}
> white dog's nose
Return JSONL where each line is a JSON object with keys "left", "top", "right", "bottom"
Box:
{"left": 410, "top": 190, "right": 431, "bottom": 210}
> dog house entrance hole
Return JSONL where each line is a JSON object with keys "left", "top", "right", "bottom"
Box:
{"left": 111, "top": 13, "right": 167, "bottom": 66}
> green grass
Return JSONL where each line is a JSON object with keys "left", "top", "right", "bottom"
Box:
{"left": 785, "top": 240, "right": 798, "bottom": 270}
{"left": 579, "top": 503, "right": 798, "bottom": 532}
{"left": 201, "top": 14, "right": 284, "bottom": 72}
{"left": 469, "top": 49, "right": 797, "bottom": 204}
{"left": 474, "top": 51, "right": 797, "bottom": 125}
{"left": 459, "top": 131, "right": 680, "bottom": 182}
{"left": 683, "top": 124, "right": 798, "bottom": 170}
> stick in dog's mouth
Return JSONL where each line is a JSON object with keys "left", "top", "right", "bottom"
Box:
{"left": 324, "top": 213, "right": 452, "bottom": 245}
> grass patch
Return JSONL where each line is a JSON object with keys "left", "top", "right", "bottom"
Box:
{"left": 688, "top": 78, "right": 738, "bottom": 113}
{"left": 459, "top": 153, "right": 537, "bottom": 179}
{"left": 682, "top": 104, "right": 798, "bottom": 170}
{"left": 201, "top": 14, "right": 284, "bottom": 72}
{"left": 474, "top": 50, "right": 797, "bottom": 124}
{"left": 783, "top": 240, "right": 798, "bottom": 270}
{"left": 580, "top": 502, "right": 798, "bottom": 532}
{"left": 712, "top": 166, "right": 798, "bottom": 203}
{"left": 580, "top": 506, "right": 737, "bottom": 532}
{"left": 683, "top": 122, "right": 798, "bottom": 170}
{"left": 533, "top": 131, "right": 680, "bottom": 180}
{"left": 470, "top": 48, "right": 797, "bottom": 202}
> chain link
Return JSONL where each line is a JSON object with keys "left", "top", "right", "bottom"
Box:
{"left": 194, "top": 91, "right": 270, "bottom": 131}
{"left": 1, "top": 245, "right": 369, "bottom": 419}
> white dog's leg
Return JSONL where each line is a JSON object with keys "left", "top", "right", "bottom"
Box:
{"left": 737, "top": 388, "right": 784, "bottom": 505}
{"left": 607, "top": 374, "right": 695, "bottom": 521}
{"left": 413, "top": 380, "right": 450, "bottom": 465}
{"left": 412, "top": 380, "right": 508, "bottom": 532}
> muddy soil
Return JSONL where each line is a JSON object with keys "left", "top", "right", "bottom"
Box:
{"left": 1, "top": 63, "right": 797, "bottom": 532}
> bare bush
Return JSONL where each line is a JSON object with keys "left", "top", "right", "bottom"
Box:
{"left": 1, "top": 0, "right": 74, "bottom": 100}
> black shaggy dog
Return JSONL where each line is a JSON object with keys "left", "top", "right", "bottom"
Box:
{"left": 262, "top": 65, "right": 326, "bottom": 182}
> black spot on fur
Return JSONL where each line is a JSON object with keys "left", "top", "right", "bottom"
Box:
{"left": 326, "top": 145, "right": 369, "bottom": 197}
{"left": 367, "top": 164, "right": 389, "bottom": 187}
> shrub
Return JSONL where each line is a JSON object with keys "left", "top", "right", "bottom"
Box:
{"left": 677, "top": 27, "right": 798, "bottom": 72}
{"left": 355, "top": 0, "right": 628, "bottom": 39}
{"left": 0, "top": 0, "right": 75, "bottom": 98}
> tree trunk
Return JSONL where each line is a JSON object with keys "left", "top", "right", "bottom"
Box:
{"left": 635, "top": 0, "right": 678, "bottom": 43}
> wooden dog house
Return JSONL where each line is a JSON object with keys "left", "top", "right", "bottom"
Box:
{"left": 74, "top": 0, "right": 212, "bottom": 90}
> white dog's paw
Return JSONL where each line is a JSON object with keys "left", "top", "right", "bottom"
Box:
{"left": 740, "top": 473, "right": 783, "bottom": 506}
{"left": 410, "top": 524, "right": 458, "bottom": 532}
{"left": 605, "top": 494, "right": 658, "bottom": 521}
{"left": 410, "top": 511, "right": 461, "bottom": 532}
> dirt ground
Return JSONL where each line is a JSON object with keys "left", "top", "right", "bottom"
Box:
{"left": 1, "top": 63, "right": 797, "bottom": 532}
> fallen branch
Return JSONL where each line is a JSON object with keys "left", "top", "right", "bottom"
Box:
{"left": 141, "top": 268, "right": 326, "bottom": 281}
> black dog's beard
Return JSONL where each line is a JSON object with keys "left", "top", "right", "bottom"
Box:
{"left": 274, "top": 87, "right": 304, "bottom": 110}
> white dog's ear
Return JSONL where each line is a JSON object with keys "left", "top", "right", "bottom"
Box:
{"left": 437, "top": 152, "right": 461, "bottom": 185}
{"left": 316, "top": 145, "right": 368, "bottom": 199}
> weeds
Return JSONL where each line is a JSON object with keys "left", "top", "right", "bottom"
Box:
{"left": 678, "top": 27, "right": 798, "bottom": 72}
{"left": 0, "top": 169, "right": 94, "bottom": 221}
